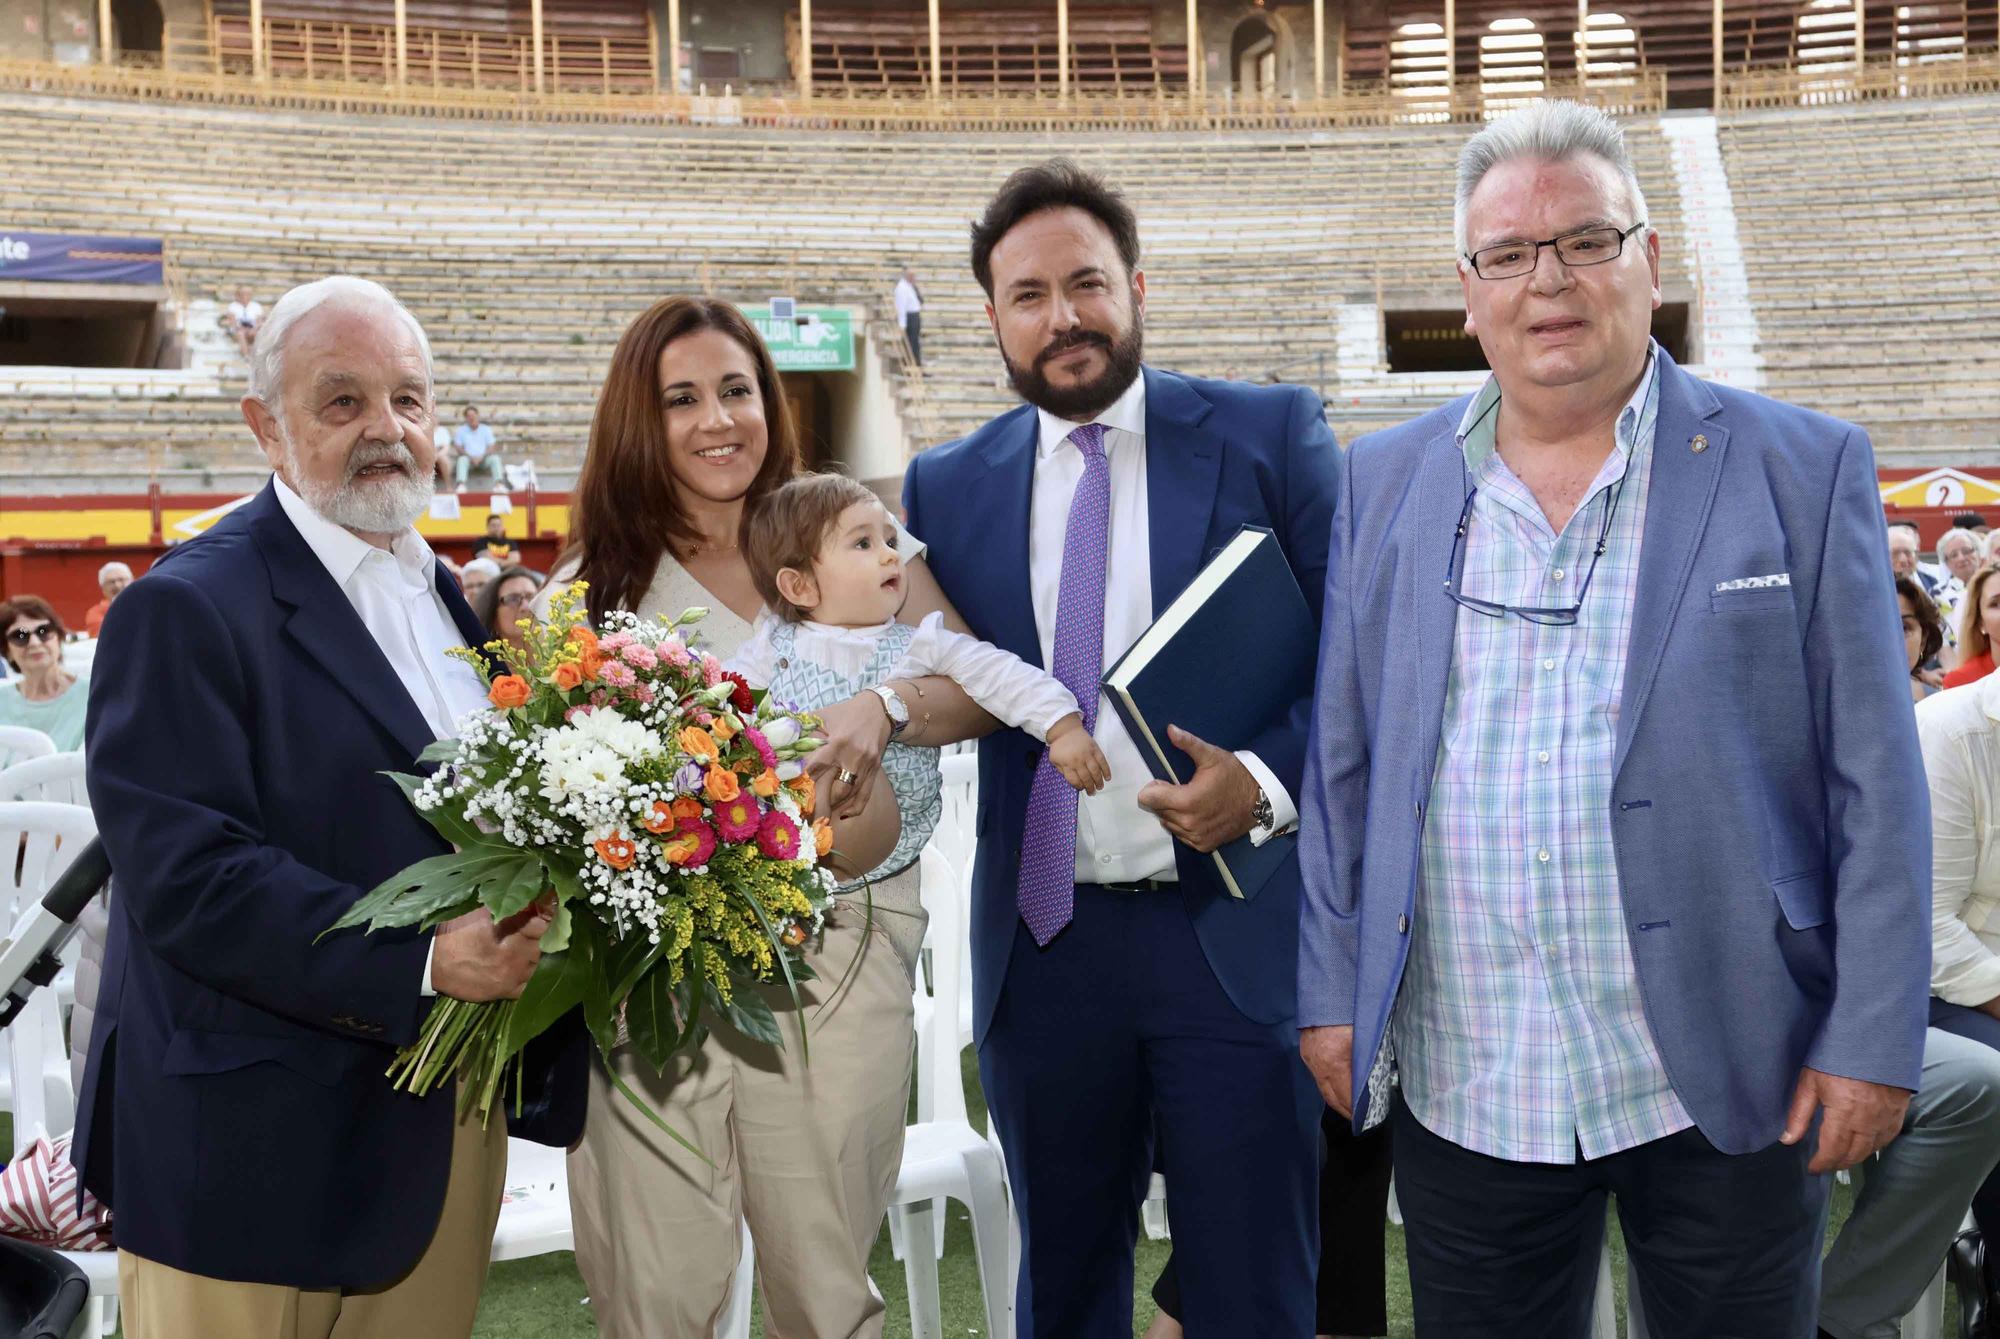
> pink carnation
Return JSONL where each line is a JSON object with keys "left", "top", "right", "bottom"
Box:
{"left": 620, "top": 642, "right": 658, "bottom": 671}
{"left": 659, "top": 639, "right": 692, "bottom": 668}
{"left": 598, "top": 632, "right": 636, "bottom": 655}
{"left": 742, "top": 727, "right": 778, "bottom": 772}
{"left": 564, "top": 704, "right": 595, "bottom": 722}
{"left": 632, "top": 684, "right": 656, "bottom": 705}
{"left": 756, "top": 810, "right": 803, "bottom": 861}
{"left": 599, "top": 660, "right": 637, "bottom": 688}
{"left": 701, "top": 654, "right": 723, "bottom": 686}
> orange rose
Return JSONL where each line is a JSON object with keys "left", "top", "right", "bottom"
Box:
{"left": 670, "top": 795, "right": 705, "bottom": 821}
{"left": 568, "top": 626, "right": 600, "bottom": 654}
{"left": 751, "top": 769, "right": 781, "bottom": 798}
{"left": 812, "top": 818, "right": 834, "bottom": 858}
{"left": 787, "top": 773, "right": 817, "bottom": 814}
{"left": 678, "top": 727, "right": 720, "bottom": 763}
{"left": 551, "top": 661, "right": 585, "bottom": 692}
{"left": 734, "top": 757, "right": 759, "bottom": 776}
{"left": 711, "top": 715, "right": 739, "bottom": 740}
{"left": 704, "top": 765, "right": 740, "bottom": 803}
{"left": 594, "top": 832, "right": 636, "bottom": 870}
{"left": 488, "top": 674, "right": 531, "bottom": 709}
{"left": 661, "top": 833, "right": 701, "bottom": 865}
{"left": 643, "top": 800, "right": 675, "bottom": 834}
{"left": 581, "top": 648, "right": 610, "bottom": 680}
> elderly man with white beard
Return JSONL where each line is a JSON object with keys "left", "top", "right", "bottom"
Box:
{"left": 75, "top": 276, "right": 580, "bottom": 1339}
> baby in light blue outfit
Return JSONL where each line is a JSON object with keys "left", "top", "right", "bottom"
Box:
{"left": 727, "top": 473, "right": 1108, "bottom": 892}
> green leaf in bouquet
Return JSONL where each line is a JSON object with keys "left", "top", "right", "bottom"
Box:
{"left": 538, "top": 896, "right": 573, "bottom": 954}
{"left": 500, "top": 947, "right": 589, "bottom": 1057}
{"left": 623, "top": 959, "right": 686, "bottom": 1076}
{"left": 716, "top": 982, "right": 782, "bottom": 1047}
{"left": 485, "top": 858, "right": 551, "bottom": 923}
{"left": 385, "top": 772, "right": 506, "bottom": 855}
{"left": 321, "top": 848, "right": 539, "bottom": 938}
{"left": 416, "top": 739, "right": 462, "bottom": 765}
{"left": 737, "top": 888, "right": 811, "bottom": 1062}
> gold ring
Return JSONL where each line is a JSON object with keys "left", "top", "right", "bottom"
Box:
{"left": 836, "top": 769, "right": 858, "bottom": 785}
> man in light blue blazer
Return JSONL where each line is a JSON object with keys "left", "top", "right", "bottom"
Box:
{"left": 906, "top": 161, "right": 1339, "bottom": 1336}
{"left": 1296, "top": 102, "right": 1929, "bottom": 1338}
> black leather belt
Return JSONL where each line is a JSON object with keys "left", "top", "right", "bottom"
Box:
{"left": 1082, "top": 878, "right": 1175, "bottom": 894}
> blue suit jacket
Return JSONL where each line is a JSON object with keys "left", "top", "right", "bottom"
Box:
{"left": 905, "top": 366, "right": 1341, "bottom": 1043}
{"left": 77, "top": 482, "right": 585, "bottom": 1288}
{"left": 1296, "top": 350, "right": 1931, "bottom": 1154}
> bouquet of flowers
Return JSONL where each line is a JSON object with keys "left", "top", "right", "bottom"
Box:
{"left": 325, "top": 582, "right": 836, "bottom": 1148}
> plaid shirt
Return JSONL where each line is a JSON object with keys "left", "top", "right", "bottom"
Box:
{"left": 1394, "top": 348, "right": 1695, "bottom": 1164}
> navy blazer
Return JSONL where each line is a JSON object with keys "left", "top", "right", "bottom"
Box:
{"left": 77, "top": 482, "right": 584, "bottom": 1288}
{"left": 1297, "top": 350, "right": 1931, "bottom": 1154}
{"left": 904, "top": 366, "right": 1342, "bottom": 1043}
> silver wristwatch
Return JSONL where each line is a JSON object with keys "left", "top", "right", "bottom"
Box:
{"left": 869, "top": 683, "right": 910, "bottom": 740}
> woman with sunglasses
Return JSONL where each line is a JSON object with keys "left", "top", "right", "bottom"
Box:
{"left": 470, "top": 564, "right": 541, "bottom": 654}
{"left": 0, "top": 595, "right": 88, "bottom": 751}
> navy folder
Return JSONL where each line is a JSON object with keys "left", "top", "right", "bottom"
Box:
{"left": 1102, "top": 525, "right": 1316, "bottom": 901}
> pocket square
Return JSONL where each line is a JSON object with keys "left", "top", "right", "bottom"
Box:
{"left": 1714, "top": 573, "right": 1791, "bottom": 593}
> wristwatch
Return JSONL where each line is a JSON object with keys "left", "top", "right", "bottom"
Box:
{"left": 1250, "top": 787, "right": 1275, "bottom": 833}
{"left": 869, "top": 684, "right": 910, "bottom": 740}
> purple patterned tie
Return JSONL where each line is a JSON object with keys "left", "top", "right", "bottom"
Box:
{"left": 1017, "top": 422, "right": 1110, "bottom": 946}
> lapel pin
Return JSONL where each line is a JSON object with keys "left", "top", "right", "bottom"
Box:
{"left": 1691, "top": 434, "right": 1709, "bottom": 454}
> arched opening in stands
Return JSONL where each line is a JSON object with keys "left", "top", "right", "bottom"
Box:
{"left": 110, "top": 0, "right": 165, "bottom": 58}
{"left": 1576, "top": 10, "right": 1641, "bottom": 86}
{"left": 1797, "top": 0, "right": 1862, "bottom": 74}
{"left": 1231, "top": 15, "right": 1279, "bottom": 96}
{"left": 1478, "top": 16, "right": 1546, "bottom": 111}
{"left": 1389, "top": 18, "right": 1451, "bottom": 118}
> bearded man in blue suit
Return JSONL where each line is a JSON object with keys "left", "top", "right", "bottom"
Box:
{"left": 904, "top": 161, "right": 1342, "bottom": 1337}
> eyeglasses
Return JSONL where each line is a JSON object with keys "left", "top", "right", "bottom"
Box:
{"left": 1465, "top": 222, "right": 1647, "bottom": 281}
{"left": 497, "top": 591, "right": 536, "bottom": 609}
{"left": 5, "top": 623, "right": 59, "bottom": 648}
{"left": 1444, "top": 473, "right": 1629, "bottom": 625}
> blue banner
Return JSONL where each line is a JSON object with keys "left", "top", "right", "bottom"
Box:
{"left": 0, "top": 231, "right": 164, "bottom": 285}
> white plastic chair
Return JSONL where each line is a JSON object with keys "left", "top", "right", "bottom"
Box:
{"left": 0, "top": 726, "right": 55, "bottom": 772}
{"left": 0, "top": 805, "right": 117, "bottom": 1337}
{"left": 0, "top": 752, "right": 87, "bottom": 807}
{"left": 886, "top": 846, "right": 1011, "bottom": 1339}
{"left": 487, "top": 1137, "right": 573, "bottom": 1263}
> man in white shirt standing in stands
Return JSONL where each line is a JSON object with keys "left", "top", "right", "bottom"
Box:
{"left": 79, "top": 276, "right": 579, "bottom": 1339}
{"left": 451, "top": 405, "right": 504, "bottom": 493}
{"left": 894, "top": 266, "right": 924, "bottom": 366}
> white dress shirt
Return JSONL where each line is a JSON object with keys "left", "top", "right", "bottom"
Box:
{"left": 1029, "top": 375, "right": 1296, "bottom": 885}
{"left": 731, "top": 610, "right": 1080, "bottom": 742}
{"left": 274, "top": 476, "right": 491, "bottom": 994}
{"left": 1917, "top": 673, "right": 2000, "bottom": 1007}
{"left": 894, "top": 277, "right": 923, "bottom": 322}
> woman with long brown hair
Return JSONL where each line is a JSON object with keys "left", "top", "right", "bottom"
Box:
{"left": 549, "top": 296, "right": 991, "bottom": 1339}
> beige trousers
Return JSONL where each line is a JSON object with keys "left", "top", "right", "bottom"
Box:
{"left": 117, "top": 1095, "right": 508, "bottom": 1339}
{"left": 569, "top": 914, "right": 916, "bottom": 1339}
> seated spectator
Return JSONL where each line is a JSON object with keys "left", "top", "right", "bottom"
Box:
{"left": 452, "top": 406, "right": 504, "bottom": 492}
{"left": 459, "top": 556, "right": 502, "bottom": 608}
{"left": 0, "top": 595, "right": 89, "bottom": 752}
{"left": 1944, "top": 563, "right": 2000, "bottom": 689}
{"left": 432, "top": 421, "right": 455, "bottom": 491}
{"left": 1937, "top": 532, "right": 1984, "bottom": 657}
{"left": 1817, "top": 1029, "right": 2000, "bottom": 1339}
{"left": 474, "top": 514, "right": 518, "bottom": 566}
{"left": 84, "top": 561, "right": 134, "bottom": 639}
{"left": 472, "top": 565, "right": 540, "bottom": 653}
{"left": 1900, "top": 576, "right": 1945, "bottom": 702}
{"left": 1913, "top": 668, "right": 2000, "bottom": 1328}
{"left": 219, "top": 285, "right": 263, "bottom": 360}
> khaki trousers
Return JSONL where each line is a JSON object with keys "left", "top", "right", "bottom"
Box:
{"left": 118, "top": 1094, "right": 509, "bottom": 1339}
{"left": 569, "top": 915, "right": 916, "bottom": 1339}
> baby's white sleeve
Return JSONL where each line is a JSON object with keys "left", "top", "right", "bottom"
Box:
{"left": 890, "top": 612, "right": 1079, "bottom": 741}
{"left": 725, "top": 614, "right": 782, "bottom": 690}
